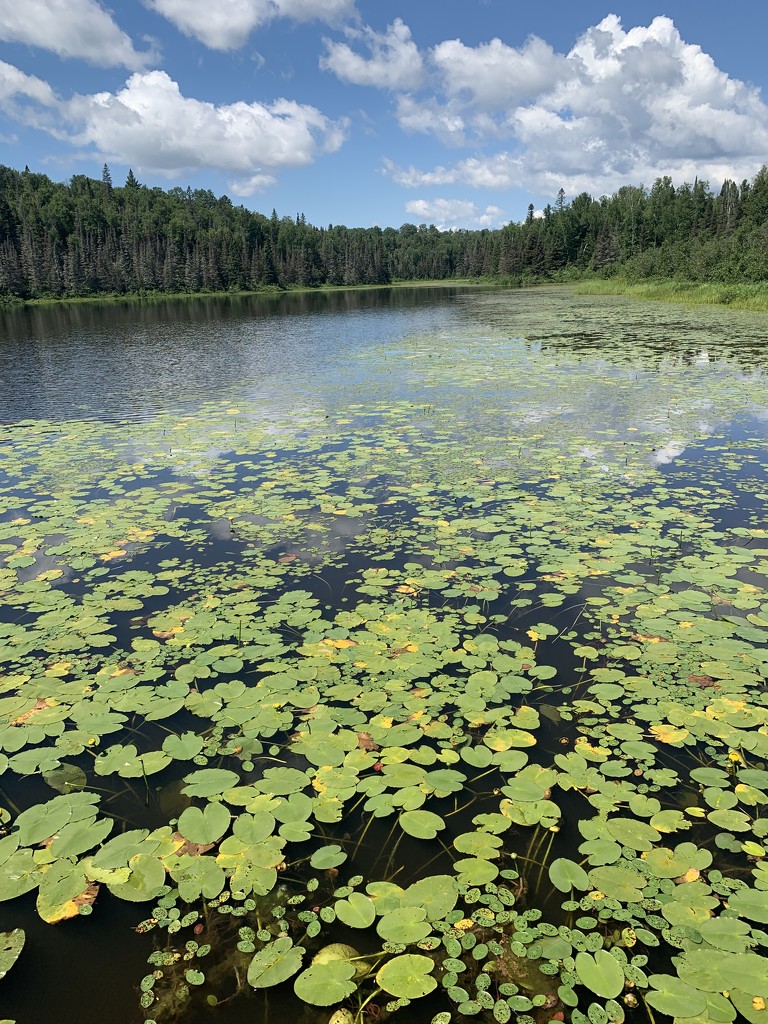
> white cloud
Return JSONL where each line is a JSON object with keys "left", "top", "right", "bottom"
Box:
{"left": 395, "top": 95, "right": 466, "bottom": 145}
{"left": 0, "top": 59, "right": 57, "bottom": 107}
{"left": 384, "top": 14, "right": 768, "bottom": 200}
{"left": 404, "top": 198, "right": 505, "bottom": 229}
{"left": 0, "top": 66, "right": 347, "bottom": 194}
{"left": 386, "top": 154, "right": 521, "bottom": 190}
{"left": 432, "top": 35, "right": 569, "bottom": 110}
{"left": 145, "top": 0, "right": 355, "bottom": 51}
{"left": 321, "top": 18, "right": 424, "bottom": 90}
{"left": 229, "top": 172, "right": 278, "bottom": 195}
{"left": 0, "top": 0, "right": 153, "bottom": 69}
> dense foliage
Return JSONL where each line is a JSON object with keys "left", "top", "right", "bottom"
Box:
{"left": 1, "top": 162, "right": 767, "bottom": 298}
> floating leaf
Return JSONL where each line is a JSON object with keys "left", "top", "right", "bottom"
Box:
{"left": 376, "top": 954, "right": 437, "bottom": 998}
{"left": 549, "top": 858, "right": 590, "bottom": 892}
{"left": 177, "top": 803, "right": 231, "bottom": 845}
{"left": 377, "top": 906, "right": 431, "bottom": 944}
{"left": 247, "top": 936, "right": 304, "bottom": 989}
{"left": 401, "top": 875, "right": 459, "bottom": 921}
{"left": 645, "top": 974, "right": 708, "bottom": 1017}
{"left": 399, "top": 810, "right": 445, "bottom": 839}
{"left": 335, "top": 893, "right": 376, "bottom": 929}
{"left": 182, "top": 769, "right": 240, "bottom": 798}
{"left": 0, "top": 930, "right": 24, "bottom": 981}
{"left": 294, "top": 960, "right": 357, "bottom": 1006}
{"left": 575, "top": 950, "right": 625, "bottom": 999}
{"left": 310, "top": 845, "right": 347, "bottom": 869}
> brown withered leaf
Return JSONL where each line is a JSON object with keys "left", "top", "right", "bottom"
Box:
{"left": 357, "top": 732, "right": 379, "bottom": 752}
{"left": 11, "top": 698, "right": 52, "bottom": 726}
{"left": 171, "top": 831, "right": 215, "bottom": 857}
{"left": 688, "top": 674, "right": 720, "bottom": 690}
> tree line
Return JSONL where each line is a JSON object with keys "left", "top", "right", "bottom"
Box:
{"left": 1, "top": 162, "right": 767, "bottom": 299}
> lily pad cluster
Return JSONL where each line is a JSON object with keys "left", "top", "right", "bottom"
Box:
{"left": 1, "top": 290, "right": 768, "bottom": 1024}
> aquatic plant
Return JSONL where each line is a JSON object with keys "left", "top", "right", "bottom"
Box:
{"left": 1, "top": 292, "right": 768, "bottom": 1024}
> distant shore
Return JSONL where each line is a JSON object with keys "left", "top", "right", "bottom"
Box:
{"left": 4, "top": 276, "right": 768, "bottom": 313}
{"left": 0, "top": 278, "right": 512, "bottom": 311}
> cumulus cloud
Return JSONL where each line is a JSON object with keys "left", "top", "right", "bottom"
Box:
{"left": 145, "top": 0, "right": 356, "bottom": 51}
{"left": 0, "top": 60, "right": 57, "bottom": 107}
{"left": 320, "top": 18, "right": 424, "bottom": 90}
{"left": 0, "top": 66, "right": 347, "bottom": 194}
{"left": 395, "top": 95, "right": 466, "bottom": 145}
{"left": 0, "top": 0, "right": 153, "bottom": 69}
{"left": 432, "top": 35, "right": 569, "bottom": 110}
{"left": 404, "top": 197, "right": 504, "bottom": 229}
{"left": 379, "top": 14, "right": 768, "bottom": 199}
{"left": 385, "top": 154, "right": 521, "bottom": 190}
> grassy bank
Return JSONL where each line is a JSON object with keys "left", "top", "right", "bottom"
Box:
{"left": 571, "top": 277, "right": 768, "bottom": 312}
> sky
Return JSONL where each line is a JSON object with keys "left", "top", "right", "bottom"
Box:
{"left": 1, "top": 1, "right": 768, "bottom": 230}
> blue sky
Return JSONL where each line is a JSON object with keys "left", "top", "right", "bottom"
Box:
{"left": 1, "top": 1, "right": 768, "bottom": 229}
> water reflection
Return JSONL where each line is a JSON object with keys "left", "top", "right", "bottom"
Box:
{"left": 0, "top": 287, "right": 472, "bottom": 423}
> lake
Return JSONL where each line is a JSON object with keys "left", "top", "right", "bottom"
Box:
{"left": 1, "top": 285, "right": 768, "bottom": 1024}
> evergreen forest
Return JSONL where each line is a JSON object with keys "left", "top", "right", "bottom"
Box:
{"left": 1, "top": 162, "right": 768, "bottom": 299}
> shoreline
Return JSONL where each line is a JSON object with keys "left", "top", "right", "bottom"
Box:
{"left": 571, "top": 277, "right": 768, "bottom": 312}
{"left": 0, "top": 278, "right": 512, "bottom": 311}
{"left": 5, "top": 276, "right": 768, "bottom": 314}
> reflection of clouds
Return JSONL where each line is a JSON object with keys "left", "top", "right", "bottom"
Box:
{"left": 16, "top": 550, "right": 73, "bottom": 584}
{"left": 510, "top": 405, "right": 574, "bottom": 426}
{"left": 650, "top": 442, "right": 687, "bottom": 466}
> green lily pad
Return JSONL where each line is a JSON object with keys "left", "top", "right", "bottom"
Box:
{"left": 399, "top": 810, "right": 445, "bottom": 839}
{"left": 549, "top": 858, "right": 590, "bottom": 892}
{"left": 310, "top": 845, "right": 347, "bottom": 869}
{"left": 182, "top": 768, "right": 240, "bottom": 797}
{"left": 574, "top": 950, "right": 625, "bottom": 999}
{"left": 588, "top": 865, "right": 645, "bottom": 902}
{"left": 294, "top": 959, "right": 357, "bottom": 1006}
{"left": 401, "top": 875, "right": 459, "bottom": 921}
{"left": 376, "top": 954, "right": 437, "bottom": 998}
{"left": 606, "top": 817, "right": 660, "bottom": 851}
{"left": 335, "top": 892, "right": 376, "bottom": 929}
{"left": 107, "top": 853, "right": 166, "bottom": 902}
{"left": 645, "top": 974, "right": 708, "bottom": 1017}
{"left": 730, "top": 988, "right": 768, "bottom": 1024}
{"left": 698, "top": 917, "right": 753, "bottom": 953}
{"left": 177, "top": 802, "right": 231, "bottom": 845}
{"left": 377, "top": 906, "right": 431, "bottom": 944}
{"left": 0, "top": 930, "right": 24, "bottom": 981}
{"left": 729, "top": 887, "right": 768, "bottom": 923}
{"left": 247, "top": 937, "right": 305, "bottom": 989}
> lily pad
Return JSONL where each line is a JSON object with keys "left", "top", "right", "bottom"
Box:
{"left": 645, "top": 974, "right": 708, "bottom": 1017}
{"left": 376, "top": 954, "right": 437, "bottom": 998}
{"left": 247, "top": 936, "right": 304, "bottom": 989}
{"left": 0, "top": 930, "right": 24, "bottom": 981}
{"left": 294, "top": 959, "right": 357, "bottom": 1006}
{"left": 549, "top": 858, "right": 590, "bottom": 892}
{"left": 574, "top": 950, "right": 625, "bottom": 999}
{"left": 177, "top": 802, "right": 231, "bottom": 845}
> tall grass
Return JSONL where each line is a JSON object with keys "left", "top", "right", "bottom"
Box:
{"left": 572, "top": 278, "right": 768, "bottom": 312}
